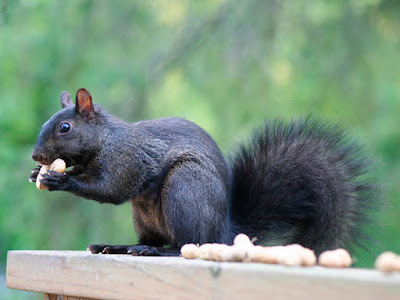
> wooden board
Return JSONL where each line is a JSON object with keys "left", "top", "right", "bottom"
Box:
{"left": 6, "top": 250, "right": 400, "bottom": 300}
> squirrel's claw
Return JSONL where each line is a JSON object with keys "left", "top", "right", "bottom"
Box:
{"left": 29, "top": 167, "right": 41, "bottom": 183}
{"left": 87, "top": 244, "right": 108, "bottom": 254}
{"left": 127, "top": 245, "right": 159, "bottom": 256}
{"left": 87, "top": 244, "right": 134, "bottom": 254}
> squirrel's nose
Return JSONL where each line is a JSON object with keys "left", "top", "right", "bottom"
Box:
{"left": 32, "top": 149, "right": 43, "bottom": 163}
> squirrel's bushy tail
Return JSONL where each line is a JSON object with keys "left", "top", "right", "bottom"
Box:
{"left": 230, "top": 117, "right": 380, "bottom": 255}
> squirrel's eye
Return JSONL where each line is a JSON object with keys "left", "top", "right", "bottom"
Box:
{"left": 58, "top": 122, "right": 71, "bottom": 134}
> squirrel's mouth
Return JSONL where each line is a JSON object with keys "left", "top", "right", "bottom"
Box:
{"left": 32, "top": 149, "right": 86, "bottom": 171}
{"left": 59, "top": 156, "right": 76, "bottom": 168}
{"left": 32, "top": 149, "right": 77, "bottom": 167}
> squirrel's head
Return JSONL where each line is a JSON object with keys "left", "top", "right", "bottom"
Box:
{"left": 32, "top": 88, "right": 102, "bottom": 167}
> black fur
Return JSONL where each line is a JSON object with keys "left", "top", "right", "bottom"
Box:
{"left": 31, "top": 90, "right": 380, "bottom": 256}
{"left": 230, "top": 118, "right": 379, "bottom": 254}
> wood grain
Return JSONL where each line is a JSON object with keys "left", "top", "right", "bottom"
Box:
{"left": 6, "top": 251, "right": 400, "bottom": 300}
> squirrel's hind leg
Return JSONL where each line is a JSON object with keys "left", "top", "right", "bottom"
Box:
{"left": 162, "top": 160, "right": 232, "bottom": 246}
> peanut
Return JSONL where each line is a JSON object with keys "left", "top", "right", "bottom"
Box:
{"left": 318, "top": 248, "right": 352, "bottom": 268}
{"left": 180, "top": 244, "right": 199, "bottom": 259}
{"left": 375, "top": 251, "right": 400, "bottom": 273}
{"left": 36, "top": 158, "right": 66, "bottom": 190}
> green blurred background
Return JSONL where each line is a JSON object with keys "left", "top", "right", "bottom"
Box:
{"left": 0, "top": 0, "right": 399, "bottom": 298}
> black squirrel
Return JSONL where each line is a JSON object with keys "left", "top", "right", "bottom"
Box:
{"left": 30, "top": 88, "right": 379, "bottom": 256}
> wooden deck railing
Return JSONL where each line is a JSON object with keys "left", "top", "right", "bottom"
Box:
{"left": 6, "top": 250, "right": 400, "bottom": 299}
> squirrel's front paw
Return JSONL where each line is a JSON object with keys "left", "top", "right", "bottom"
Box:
{"left": 29, "top": 164, "right": 42, "bottom": 183}
{"left": 40, "top": 171, "right": 70, "bottom": 191}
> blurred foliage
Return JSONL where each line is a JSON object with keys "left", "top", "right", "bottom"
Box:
{"left": 0, "top": 2, "right": 399, "bottom": 290}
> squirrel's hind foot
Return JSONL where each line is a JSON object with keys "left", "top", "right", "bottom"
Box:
{"left": 87, "top": 244, "right": 133, "bottom": 254}
{"left": 87, "top": 244, "right": 181, "bottom": 256}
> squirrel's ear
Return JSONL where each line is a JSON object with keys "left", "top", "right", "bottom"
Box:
{"left": 60, "top": 91, "right": 73, "bottom": 108}
{"left": 75, "top": 88, "right": 95, "bottom": 120}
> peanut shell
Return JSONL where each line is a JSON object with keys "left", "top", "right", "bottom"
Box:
{"left": 318, "top": 248, "right": 352, "bottom": 268}
{"left": 375, "top": 251, "right": 400, "bottom": 273}
{"left": 180, "top": 244, "right": 199, "bottom": 259}
{"left": 36, "top": 158, "right": 66, "bottom": 190}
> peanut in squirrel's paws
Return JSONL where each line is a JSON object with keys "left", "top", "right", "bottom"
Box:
{"left": 34, "top": 158, "right": 67, "bottom": 190}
